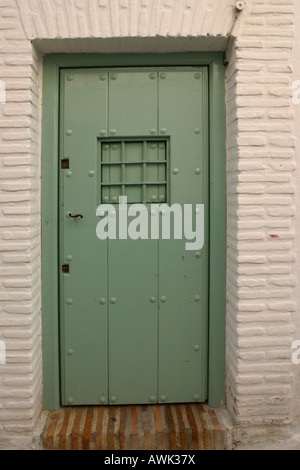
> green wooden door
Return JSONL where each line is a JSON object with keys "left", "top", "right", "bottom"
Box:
{"left": 59, "top": 67, "right": 209, "bottom": 405}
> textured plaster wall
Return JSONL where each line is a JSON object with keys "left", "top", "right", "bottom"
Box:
{"left": 291, "top": 0, "right": 300, "bottom": 426}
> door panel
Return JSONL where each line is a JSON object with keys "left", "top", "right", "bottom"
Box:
{"left": 59, "top": 67, "right": 208, "bottom": 405}
{"left": 60, "top": 69, "right": 109, "bottom": 405}
{"left": 157, "top": 70, "right": 209, "bottom": 402}
{"left": 108, "top": 230, "right": 158, "bottom": 404}
{"left": 108, "top": 70, "right": 158, "bottom": 136}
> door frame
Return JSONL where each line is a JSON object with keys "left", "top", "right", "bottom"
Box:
{"left": 41, "top": 52, "right": 226, "bottom": 410}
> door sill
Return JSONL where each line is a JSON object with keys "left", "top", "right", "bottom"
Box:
{"left": 41, "top": 402, "right": 232, "bottom": 450}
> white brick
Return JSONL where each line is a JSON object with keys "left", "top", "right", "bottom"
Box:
{"left": 2, "top": 231, "right": 31, "bottom": 240}
{"left": 265, "top": 375, "right": 292, "bottom": 384}
{"left": 269, "top": 137, "right": 296, "bottom": 148}
{"left": 237, "top": 303, "right": 266, "bottom": 312}
{"left": 267, "top": 17, "right": 293, "bottom": 26}
{"left": 267, "top": 207, "right": 296, "bottom": 217}
{"left": 237, "top": 278, "right": 266, "bottom": 287}
{"left": 2, "top": 304, "right": 31, "bottom": 314}
{"left": 237, "top": 313, "right": 291, "bottom": 323}
{"left": 238, "top": 289, "right": 291, "bottom": 300}
{"left": 2, "top": 254, "right": 31, "bottom": 263}
{"left": 236, "top": 375, "right": 264, "bottom": 385}
{"left": 268, "top": 254, "right": 296, "bottom": 263}
{"left": 244, "top": 27, "right": 294, "bottom": 37}
{"left": 238, "top": 255, "right": 266, "bottom": 264}
{"left": 2, "top": 279, "right": 32, "bottom": 288}
{"left": 237, "top": 351, "right": 266, "bottom": 361}
{"left": 270, "top": 277, "right": 296, "bottom": 287}
{"left": 236, "top": 385, "right": 291, "bottom": 396}
{"left": 268, "top": 302, "right": 296, "bottom": 312}
{"left": 266, "top": 350, "right": 292, "bottom": 360}
{"left": 252, "top": 5, "right": 294, "bottom": 15}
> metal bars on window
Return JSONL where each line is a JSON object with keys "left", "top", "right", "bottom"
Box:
{"left": 100, "top": 140, "right": 167, "bottom": 204}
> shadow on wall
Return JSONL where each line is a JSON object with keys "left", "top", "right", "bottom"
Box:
{"left": 32, "top": 36, "right": 230, "bottom": 55}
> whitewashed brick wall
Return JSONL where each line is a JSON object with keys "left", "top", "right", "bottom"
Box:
{"left": 0, "top": 0, "right": 298, "bottom": 448}
{"left": 226, "top": 0, "right": 297, "bottom": 443}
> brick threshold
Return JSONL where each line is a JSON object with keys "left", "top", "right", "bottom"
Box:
{"left": 42, "top": 403, "right": 231, "bottom": 450}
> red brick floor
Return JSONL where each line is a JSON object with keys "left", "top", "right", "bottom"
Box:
{"left": 42, "top": 404, "right": 229, "bottom": 450}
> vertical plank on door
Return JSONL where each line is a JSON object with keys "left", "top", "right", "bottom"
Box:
{"left": 60, "top": 69, "right": 109, "bottom": 405}
{"left": 108, "top": 69, "right": 158, "bottom": 137}
{"left": 157, "top": 68, "right": 209, "bottom": 403}
{"left": 107, "top": 70, "right": 159, "bottom": 404}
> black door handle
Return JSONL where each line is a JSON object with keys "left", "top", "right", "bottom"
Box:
{"left": 68, "top": 212, "right": 83, "bottom": 219}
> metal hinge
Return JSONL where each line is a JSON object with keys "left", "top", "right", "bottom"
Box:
{"left": 62, "top": 264, "right": 70, "bottom": 274}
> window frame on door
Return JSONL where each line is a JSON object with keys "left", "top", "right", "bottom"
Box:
{"left": 41, "top": 52, "right": 226, "bottom": 410}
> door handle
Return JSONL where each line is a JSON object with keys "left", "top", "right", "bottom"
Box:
{"left": 68, "top": 212, "right": 83, "bottom": 219}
